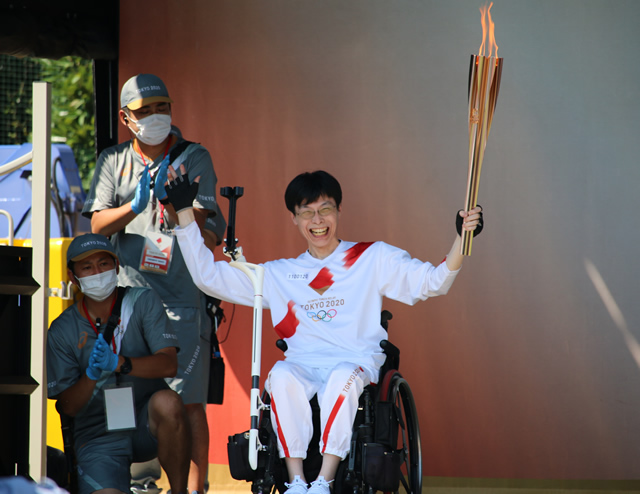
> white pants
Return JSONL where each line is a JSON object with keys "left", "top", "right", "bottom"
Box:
{"left": 265, "top": 360, "right": 374, "bottom": 459}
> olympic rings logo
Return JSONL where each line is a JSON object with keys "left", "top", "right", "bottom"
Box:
{"left": 307, "top": 309, "right": 337, "bottom": 322}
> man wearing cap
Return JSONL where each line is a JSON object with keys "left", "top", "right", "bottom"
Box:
{"left": 46, "top": 233, "right": 190, "bottom": 494}
{"left": 82, "top": 74, "right": 224, "bottom": 494}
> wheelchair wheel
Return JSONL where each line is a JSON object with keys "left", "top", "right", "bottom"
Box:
{"left": 378, "top": 371, "right": 422, "bottom": 494}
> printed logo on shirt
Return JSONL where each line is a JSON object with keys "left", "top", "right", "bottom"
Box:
{"left": 198, "top": 194, "right": 216, "bottom": 202}
{"left": 112, "top": 323, "right": 124, "bottom": 343}
{"left": 77, "top": 331, "right": 88, "bottom": 349}
{"left": 301, "top": 297, "right": 344, "bottom": 322}
{"left": 307, "top": 309, "right": 337, "bottom": 322}
{"left": 287, "top": 273, "right": 309, "bottom": 280}
{"left": 309, "top": 267, "right": 334, "bottom": 295}
{"left": 121, "top": 162, "right": 132, "bottom": 177}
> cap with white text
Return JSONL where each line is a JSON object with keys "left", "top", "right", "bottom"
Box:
{"left": 67, "top": 233, "right": 118, "bottom": 267}
{"left": 120, "top": 73, "right": 173, "bottom": 111}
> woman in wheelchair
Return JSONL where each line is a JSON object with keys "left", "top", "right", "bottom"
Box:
{"left": 164, "top": 169, "right": 483, "bottom": 494}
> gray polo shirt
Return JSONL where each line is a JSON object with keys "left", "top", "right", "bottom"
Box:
{"left": 46, "top": 287, "right": 177, "bottom": 447}
{"left": 82, "top": 137, "right": 225, "bottom": 307}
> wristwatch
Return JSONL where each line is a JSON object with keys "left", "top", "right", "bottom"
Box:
{"left": 118, "top": 356, "right": 132, "bottom": 375}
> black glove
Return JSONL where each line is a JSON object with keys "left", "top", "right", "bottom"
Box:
{"left": 456, "top": 206, "right": 484, "bottom": 237}
{"left": 165, "top": 171, "right": 199, "bottom": 213}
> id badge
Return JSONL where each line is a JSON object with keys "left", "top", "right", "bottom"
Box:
{"left": 104, "top": 383, "right": 136, "bottom": 431}
{"left": 140, "top": 231, "right": 174, "bottom": 275}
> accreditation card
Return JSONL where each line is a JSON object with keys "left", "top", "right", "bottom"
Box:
{"left": 140, "top": 230, "right": 174, "bottom": 275}
{"left": 104, "top": 383, "right": 137, "bottom": 431}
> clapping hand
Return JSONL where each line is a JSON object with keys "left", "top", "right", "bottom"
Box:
{"left": 85, "top": 333, "right": 118, "bottom": 380}
{"left": 131, "top": 165, "right": 151, "bottom": 214}
{"left": 154, "top": 157, "right": 171, "bottom": 202}
{"left": 164, "top": 164, "right": 200, "bottom": 213}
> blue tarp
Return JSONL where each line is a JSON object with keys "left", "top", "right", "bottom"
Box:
{"left": 0, "top": 143, "right": 90, "bottom": 239}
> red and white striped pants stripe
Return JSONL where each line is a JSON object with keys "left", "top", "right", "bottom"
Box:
{"left": 265, "top": 360, "right": 374, "bottom": 459}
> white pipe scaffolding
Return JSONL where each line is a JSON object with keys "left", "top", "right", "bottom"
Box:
{"left": 0, "top": 150, "right": 33, "bottom": 177}
{"left": 29, "top": 82, "right": 52, "bottom": 480}
{"left": 0, "top": 210, "right": 15, "bottom": 246}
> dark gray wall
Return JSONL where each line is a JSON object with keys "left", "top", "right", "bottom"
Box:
{"left": 119, "top": 0, "right": 640, "bottom": 480}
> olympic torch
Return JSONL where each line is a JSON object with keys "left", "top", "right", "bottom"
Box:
{"left": 462, "top": 2, "right": 503, "bottom": 255}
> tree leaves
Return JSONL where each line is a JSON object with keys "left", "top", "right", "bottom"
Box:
{"left": 40, "top": 56, "right": 95, "bottom": 191}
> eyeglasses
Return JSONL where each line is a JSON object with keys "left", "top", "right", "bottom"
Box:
{"left": 296, "top": 204, "right": 337, "bottom": 220}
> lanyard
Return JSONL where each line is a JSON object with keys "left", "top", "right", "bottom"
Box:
{"left": 82, "top": 296, "right": 118, "bottom": 353}
{"left": 133, "top": 137, "right": 172, "bottom": 167}
{"left": 134, "top": 139, "right": 172, "bottom": 230}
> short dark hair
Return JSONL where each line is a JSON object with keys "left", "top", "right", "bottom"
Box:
{"left": 284, "top": 170, "right": 342, "bottom": 213}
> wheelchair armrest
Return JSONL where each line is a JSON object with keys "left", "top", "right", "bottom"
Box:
{"left": 380, "top": 339, "right": 399, "bottom": 358}
{"left": 381, "top": 310, "right": 393, "bottom": 331}
{"left": 380, "top": 339, "right": 400, "bottom": 372}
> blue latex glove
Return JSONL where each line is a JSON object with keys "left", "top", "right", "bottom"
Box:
{"left": 86, "top": 334, "right": 108, "bottom": 380}
{"left": 86, "top": 363, "right": 101, "bottom": 381}
{"left": 89, "top": 333, "right": 119, "bottom": 373}
{"left": 131, "top": 165, "right": 151, "bottom": 214}
{"left": 154, "top": 157, "right": 171, "bottom": 201}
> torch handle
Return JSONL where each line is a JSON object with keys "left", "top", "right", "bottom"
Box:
{"left": 462, "top": 54, "right": 503, "bottom": 256}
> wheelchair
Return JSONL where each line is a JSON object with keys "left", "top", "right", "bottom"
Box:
{"left": 227, "top": 310, "right": 422, "bottom": 494}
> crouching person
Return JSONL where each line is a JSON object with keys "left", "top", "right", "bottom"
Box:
{"left": 46, "top": 233, "right": 190, "bottom": 494}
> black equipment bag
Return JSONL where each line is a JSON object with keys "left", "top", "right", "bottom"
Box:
{"left": 227, "top": 431, "right": 260, "bottom": 481}
{"left": 205, "top": 296, "right": 226, "bottom": 404}
{"left": 362, "top": 442, "right": 403, "bottom": 492}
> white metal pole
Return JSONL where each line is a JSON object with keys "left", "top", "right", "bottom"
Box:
{"left": 229, "top": 261, "right": 265, "bottom": 470}
{"left": 30, "top": 81, "right": 51, "bottom": 480}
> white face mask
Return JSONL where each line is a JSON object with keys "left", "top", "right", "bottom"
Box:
{"left": 76, "top": 268, "right": 118, "bottom": 302}
{"left": 129, "top": 113, "right": 172, "bottom": 146}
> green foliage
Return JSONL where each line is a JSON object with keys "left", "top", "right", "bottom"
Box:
{"left": 40, "top": 57, "right": 95, "bottom": 191}
{"left": 0, "top": 56, "right": 95, "bottom": 191}
{"left": 0, "top": 55, "right": 41, "bottom": 145}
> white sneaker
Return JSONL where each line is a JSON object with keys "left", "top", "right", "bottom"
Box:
{"left": 308, "top": 476, "right": 332, "bottom": 494}
{"left": 285, "top": 475, "right": 309, "bottom": 494}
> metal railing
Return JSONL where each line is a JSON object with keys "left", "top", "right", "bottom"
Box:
{"left": 0, "top": 150, "right": 33, "bottom": 177}
{"left": 0, "top": 209, "right": 15, "bottom": 246}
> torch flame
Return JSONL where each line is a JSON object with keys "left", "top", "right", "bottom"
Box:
{"left": 478, "top": 2, "right": 499, "bottom": 58}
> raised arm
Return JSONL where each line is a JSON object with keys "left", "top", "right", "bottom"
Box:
{"left": 163, "top": 165, "right": 258, "bottom": 305}
{"left": 163, "top": 164, "right": 200, "bottom": 228}
{"left": 89, "top": 161, "right": 151, "bottom": 236}
{"left": 160, "top": 201, "right": 218, "bottom": 252}
{"left": 91, "top": 204, "right": 139, "bottom": 237}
